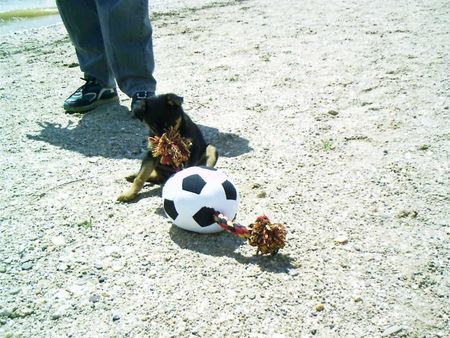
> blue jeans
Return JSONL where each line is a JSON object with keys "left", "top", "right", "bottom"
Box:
{"left": 56, "top": 0, "right": 157, "bottom": 97}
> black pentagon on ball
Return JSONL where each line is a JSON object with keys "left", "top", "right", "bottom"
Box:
{"left": 182, "top": 174, "right": 207, "bottom": 194}
{"left": 163, "top": 199, "right": 178, "bottom": 220}
{"left": 222, "top": 180, "right": 237, "bottom": 200}
{"left": 193, "top": 207, "right": 216, "bottom": 227}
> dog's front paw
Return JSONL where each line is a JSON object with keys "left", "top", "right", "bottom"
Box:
{"left": 117, "top": 191, "right": 137, "bottom": 202}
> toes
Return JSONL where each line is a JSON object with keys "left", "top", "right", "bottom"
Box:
{"left": 117, "top": 192, "right": 137, "bottom": 202}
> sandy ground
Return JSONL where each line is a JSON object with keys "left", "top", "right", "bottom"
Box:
{"left": 0, "top": 0, "right": 449, "bottom": 337}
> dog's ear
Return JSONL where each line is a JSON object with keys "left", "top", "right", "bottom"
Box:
{"left": 166, "top": 94, "right": 184, "bottom": 107}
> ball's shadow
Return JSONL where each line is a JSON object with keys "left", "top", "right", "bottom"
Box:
{"left": 168, "top": 224, "right": 294, "bottom": 273}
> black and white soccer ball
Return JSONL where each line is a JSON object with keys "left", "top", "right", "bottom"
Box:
{"left": 162, "top": 166, "right": 239, "bottom": 233}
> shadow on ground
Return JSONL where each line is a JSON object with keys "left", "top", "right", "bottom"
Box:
{"left": 169, "top": 224, "right": 294, "bottom": 273}
{"left": 27, "top": 103, "right": 252, "bottom": 159}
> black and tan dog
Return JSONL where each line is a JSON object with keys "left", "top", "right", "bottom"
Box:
{"left": 117, "top": 93, "right": 218, "bottom": 202}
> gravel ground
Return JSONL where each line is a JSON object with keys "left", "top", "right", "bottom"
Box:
{"left": 0, "top": 0, "right": 449, "bottom": 337}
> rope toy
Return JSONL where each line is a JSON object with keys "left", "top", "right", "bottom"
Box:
{"left": 149, "top": 127, "right": 192, "bottom": 169}
{"left": 214, "top": 213, "right": 287, "bottom": 255}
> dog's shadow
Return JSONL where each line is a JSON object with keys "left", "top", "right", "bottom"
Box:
{"left": 168, "top": 223, "right": 294, "bottom": 273}
{"left": 200, "top": 125, "right": 253, "bottom": 158}
{"left": 27, "top": 103, "right": 252, "bottom": 159}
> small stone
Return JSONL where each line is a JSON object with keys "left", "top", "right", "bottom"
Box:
{"left": 99, "top": 276, "right": 107, "bottom": 283}
{"left": 291, "top": 260, "right": 302, "bottom": 269}
{"left": 396, "top": 210, "right": 418, "bottom": 219}
{"left": 100, "top": 291, "right": 110, "bottom": 298}
{"left": 328, "top": 110, "right": 339, "bottom": 116}
{"left": 353, "top": 296, "right": 363, "bottom": 302}
{"left": 315, "top": 303, "right": 325, "bottom": 312}
{"left": 19, "top": 307, "right": 34, "bottom": 317}
{"left": 112, "top": 314, "right": 120, "bottom": 322}
{"left": 9, "top": 288, "right": 21, "bottom": 295}
{"left": 111, "top": 252, "right": 122, "bottom": 259}
{"left": 257, "top": 191, "right": 267, "bottom": 198}
{"left": 334, "top": 235, "right": 348, "bottom": 245}
{"left": 51, "top": 313, "right": 61, "bottom": 320}
{"left": 417, "top": 144, "right": 430, "bottom": 151}
{"left": 21, "top": 262, "right": 33, "bottom": 271}
{"left": 89, "top": 294, "right": 100, "bottom": 303}
{"left": 0, "top": 265, "right": 6, "bottom": 273}
{"left": 140, "top": 315, "right": 150, "bottom": 321}
{"left": 51, "top": 235, "right": 65, "bottom": 246}
{"left": 111, "top": 263, "right": 124, "bottom": 272}
{"left": 340, "top": 261, "right": 349, "bottom": 268}
{"left": 397, "top": 210, "right": 409, "bottom": 218}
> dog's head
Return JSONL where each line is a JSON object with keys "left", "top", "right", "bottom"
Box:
{"left": 133, "top": 93, "right": 184, "bottom": 135}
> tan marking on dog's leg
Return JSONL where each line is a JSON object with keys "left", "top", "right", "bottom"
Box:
{"left": 147, "top": 170, "right": 166, "bottom": 184}
{"left": 205, "top": 144, "right": 218, "bottom": 167}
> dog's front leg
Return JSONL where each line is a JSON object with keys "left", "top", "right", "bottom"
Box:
{"left": 117, "top": 153, "right": 158, "bottom": 202}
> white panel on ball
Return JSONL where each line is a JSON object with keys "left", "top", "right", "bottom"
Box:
{"left": 162, "top": 166, "right": 239, "bottom": 233}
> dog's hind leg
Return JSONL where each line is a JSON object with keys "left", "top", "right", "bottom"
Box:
{"left": 204, "top": 144, "right": 218, "bottom": 167}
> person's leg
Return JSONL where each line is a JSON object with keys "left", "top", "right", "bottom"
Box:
{"left": 56, "top": 0, "right": 114, "bottom": 87}
{"left": 57, "top": 0, "right": 119, "bottom": 112}
{"left": 95, "top": 0, "right": 157, "bottom": 97}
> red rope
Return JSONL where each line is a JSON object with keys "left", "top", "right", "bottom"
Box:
{"left": 213, "top": 212, "right": 287, "bottom": 255}
{"left": 213, "top": 212, "right": 250, "bottom": 237}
